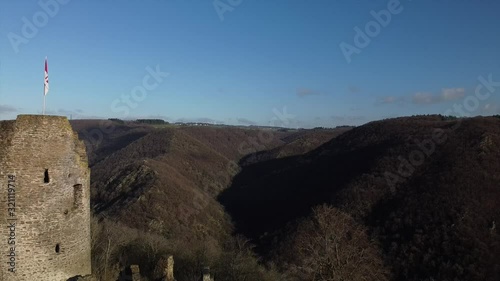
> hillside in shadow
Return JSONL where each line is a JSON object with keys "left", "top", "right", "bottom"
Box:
{"left": 219, "top": 115, "right": 500, "bottom": 281}
{"left": 239, "top": 127, "right": 352, "bottom": 166}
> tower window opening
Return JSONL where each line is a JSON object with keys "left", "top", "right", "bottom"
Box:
{"left": 44, "top": 169, "right": 50, "bottom": 183}
{"left": 55, "top": 244, "right": 60, "bottom": 253}
{"left": 73, "top": 184, "right": 83, "bottom": 208}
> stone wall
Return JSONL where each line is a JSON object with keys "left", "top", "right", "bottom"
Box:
{"left": 0, "top": 115, "right": 91, "bottom": 281}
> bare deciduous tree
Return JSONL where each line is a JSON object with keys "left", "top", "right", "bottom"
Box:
{"left": 284, "top": 205, "right": 389, "bottom": 281}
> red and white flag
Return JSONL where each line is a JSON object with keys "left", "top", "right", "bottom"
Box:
{"left": 44, "top": 57, "right": 49, "bottom": 96}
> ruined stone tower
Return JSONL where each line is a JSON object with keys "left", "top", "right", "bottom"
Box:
{"left": 0, "top": 115, "right": 91, "bottom": 281}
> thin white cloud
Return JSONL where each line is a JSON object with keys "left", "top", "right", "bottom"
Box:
{"left": 58, "top": 108, "right": 85, "bottom": 117}
{"left": 441, "top": 88, "right": 465, "bottom": 101}
{"left": 412, "top": 92, "right": 434, "bottom": 104}
{"left": 0, "top": 104, "right": 17, "bottom": 115}
{"left": 175, "top": 117, "right": 224, "bottom": 124}
{"left": 237, "top": 118, "right": 256, "bottom": 125}
{"left": 481, "top": 103, "right": 500, "bottom": 115}
{"left": 348, "top": 85, "right": 361, "bottom": 94}
{"left": 377, "top": 88, "right": 465, "bottom": 106}
{"left": 297, "top": 88, "right": 321, "bottom": 97}
{"left": 42, "top": 109, "right": 104, "bottom": 119}
{"left": 376, "top": 96, "right": 405, "bottom": 105}
{"left": 331, "top": 115, "right": 366, "bottom": 123}
{"left": 412, "top": 88, "right": 465, "bottom": 105}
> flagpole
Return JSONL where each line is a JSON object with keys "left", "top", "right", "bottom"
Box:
{"left": 43, "top": 90, "right": 46, "bottom": 115}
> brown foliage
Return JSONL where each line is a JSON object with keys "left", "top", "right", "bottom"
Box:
{"left": 77, "top": 116, "right": 500, "bottom": 281}
{"left": 283, "top": 205, "right": 389, "bottom": 281}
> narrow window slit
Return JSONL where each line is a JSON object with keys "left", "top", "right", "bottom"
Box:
{"left": 73, "top": 184, "right": 83, "bottom": 208}
{"left": 44, "top": 169, "right": 50, "bottom": 183}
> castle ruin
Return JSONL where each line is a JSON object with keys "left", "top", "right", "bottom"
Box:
{"left": 0, "top": 115, "right": 91, "bottom": 281}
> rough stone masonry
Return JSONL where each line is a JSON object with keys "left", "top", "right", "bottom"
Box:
{"left": 0, "top": 115, "right": 91, "bottom": 281}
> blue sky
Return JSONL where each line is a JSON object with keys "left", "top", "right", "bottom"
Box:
{"left": 1, "top": 0, "right": 499, "bottom": 128}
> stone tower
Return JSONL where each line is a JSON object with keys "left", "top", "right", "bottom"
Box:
{"left": 0, "top": 115, "right": 91, "bottom": 281}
